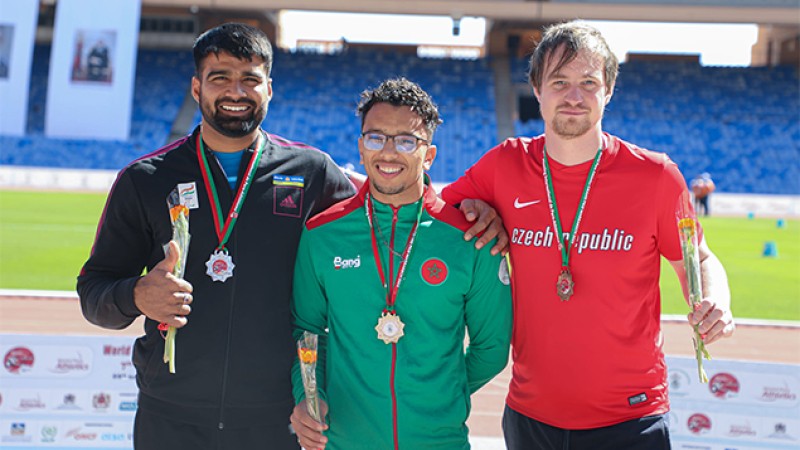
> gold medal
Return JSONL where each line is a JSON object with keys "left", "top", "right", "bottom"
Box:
{"left": 556, "top": 269, "right": 574, "bottom": 301}
{"left": 205, "top": 249, "right": 235, "bottom": 282}
{"left": 375, "top": 312, "right": 405, "bottom": 344}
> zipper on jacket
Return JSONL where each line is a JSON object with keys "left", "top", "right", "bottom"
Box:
{"left": 389, "top": 207, "right": 400, "bottom": 450}
{"left": 215, "top": 159, "right": 240, "bottom": 434}
{"left": 216, "top": 251, "right": 238, "bottom": 432}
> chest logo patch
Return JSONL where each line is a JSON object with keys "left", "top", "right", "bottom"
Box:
{"left": 421, "top": 258, "right": 448, "bottom": 286}
{"left": 274, "top": 186, "right": 303, "bottom": 218}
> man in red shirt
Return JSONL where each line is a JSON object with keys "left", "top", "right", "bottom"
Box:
{"left": 442, "top": 21, "right": 735, "bottom": 449}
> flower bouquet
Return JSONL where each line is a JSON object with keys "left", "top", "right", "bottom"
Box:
{"left": 676, "top": 192, "right": 711, "bottom": 383}
{"left": 161, "top": 188, "right": 191, "bottom": 374}
{"left": 297, "top": 331, "right": 322, "bottom": 422}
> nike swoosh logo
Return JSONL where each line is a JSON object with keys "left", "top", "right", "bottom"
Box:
{"left": 514, "top": 198, "right": 541, "bottom": 209}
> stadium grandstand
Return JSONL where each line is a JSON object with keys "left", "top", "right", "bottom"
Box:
{"left": 1, "top": 2, "right": 798, "bottom": 450}
{"left": 0, "top": 0, "right": 798, "bottom": 198}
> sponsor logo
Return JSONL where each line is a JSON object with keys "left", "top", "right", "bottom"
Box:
{"left": 510, "top": 226, "right": 634, "bottom": 254}
{"left": 4, "top": 347, "right": 34, "bottom": 374}
{"left": 421, "top": 258, "right": 448, "bottom": 285}
{"left": 274, "top": 186, "right": 304, "bottom": 218}
{"left": 687, "top": 413, "right": 712, "bottom": 435}
{"left": 333, "top": 255, "right": 361, "bottom": 270}
{"left": 102, "top": 432, "right": 126, "bottom": 442}
{"left": 760, "top": 384, "right": 797, "bottom": 403}
{"left": 16, "top": 394, "right": 46, "bottom": 411}
{"left": 727, "top": 421, "right": 756, "bottom": 437}
{"left": 10, "top": 423, "right": 25, "bottom": 436}
{"left": 93, "top": 392, "right": 111, "bottom": 410}
{"left": 50, "top": 352, "right": 90, "bottom": 374}
{"left": 1, "top": 422, "right": 32, "bottom": 443}
{"left": 119, "top": 401, "right": 137, "bottom": 411}
{"left": 769, "top": 422, "right": 796, "bottom": 440}
{"left": 280, "top": 195, "right": 297, "bottom": 208}
{"left": 513, "top": 197, "right": 540, "bottom": 209}
{"left": 103, "top": 345, "right": 131, "bottom": 356}
{"left": 41, "top": 425, "right": 57, "bottom": 443}
{"left": 57, "top": 393, "right": 81, "bottom": 410}
{"left": 709, "top": 372, "right": 740, "bottom": 399}
{"left": 65, "top": 427, "right": 98, "bottom": 441}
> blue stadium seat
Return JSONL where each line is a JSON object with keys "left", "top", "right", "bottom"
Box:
{"left": 1, "top": 45, "right": 797, "bottom": 195}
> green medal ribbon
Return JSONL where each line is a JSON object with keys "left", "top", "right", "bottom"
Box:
{"left": 542, "top": 145, "right": 602, "bottom": 299}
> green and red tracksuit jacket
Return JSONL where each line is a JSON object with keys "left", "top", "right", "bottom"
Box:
{"left": 291, "top": 180, "right": 512, "bottom": 450}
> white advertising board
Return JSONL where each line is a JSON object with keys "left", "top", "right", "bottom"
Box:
{"left": 1, "top": 334, "right": 797, "bottom": 449}
{"left": 0, "top": 0, "right": 38, "bottom": 136}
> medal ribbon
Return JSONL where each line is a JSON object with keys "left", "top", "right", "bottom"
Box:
{"left": 542, "top": 145, "right": 603, "bottom": 271}
{"left": 197, "top": 135, "right": 265, "bottom": 251}
{"left": 365, "top": 192, "right": 424, "bottom": 312}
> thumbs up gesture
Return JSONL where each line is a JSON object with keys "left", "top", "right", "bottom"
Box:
{"left": 133, "top": 241, "right": 193, "bottom": 327}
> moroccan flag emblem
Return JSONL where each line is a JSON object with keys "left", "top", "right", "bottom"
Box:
{"left": 421, "top": 258, "right": 448, "bottom": 286}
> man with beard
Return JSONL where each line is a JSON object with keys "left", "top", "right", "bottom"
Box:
{"left": 442, "top": 21, "right": 734, "bottom": 449}
{"left": 76, "top": 23, "right": 356, "bottom": 450}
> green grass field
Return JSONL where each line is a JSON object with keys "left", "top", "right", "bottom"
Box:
{"left": 1, "top": 190, "right": 798, "bottom": 321}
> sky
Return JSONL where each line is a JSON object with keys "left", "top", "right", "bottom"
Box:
{"left": 279, "top": 11, "right": 760, "bottom": 66}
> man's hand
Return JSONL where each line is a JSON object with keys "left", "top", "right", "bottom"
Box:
{"left": 688, "top": 299, "right": 735, "bottom": 345}
{"left": 458, "top": 199, "right": 508, "bottom": 256}
{"left": 671, "top": 239, "right": 734, "bottom": 346}
{"left": 291, "top": 399, "right": 329, "bottom": 450}
{"left": 133, "top": 241, "right": 193, "bottom": 327}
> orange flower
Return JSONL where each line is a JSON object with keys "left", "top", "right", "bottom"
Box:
{"left": 169, "top": 204, "right": 189, "bottom": 222}
{"left": 298, "top": 347, "right": 317, "bottom": 364}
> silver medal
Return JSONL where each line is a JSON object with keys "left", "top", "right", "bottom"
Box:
{"left": 205, "top": 249, "right": 235, "bottom": 282}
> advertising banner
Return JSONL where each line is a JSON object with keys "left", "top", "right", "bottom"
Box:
{"left": 1, "top": 334, "right": 797, "bottom": 449}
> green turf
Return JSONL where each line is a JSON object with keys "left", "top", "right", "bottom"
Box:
{"left": 0, "top": 190, "right": 108, "bottom": 291}
{"left": 660, "top": 216, "right": 800, "bottom": 321}
{"left": 1, "top": 190, "right": 798, "bottom": 321}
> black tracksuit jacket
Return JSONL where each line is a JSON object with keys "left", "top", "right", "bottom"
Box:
{"left": 77, "top": 126, "right": 355, "bottom": 432}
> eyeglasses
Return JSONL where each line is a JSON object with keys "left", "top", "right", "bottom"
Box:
{"left": 361, "top": 132, "right": 430, "bottom": 153}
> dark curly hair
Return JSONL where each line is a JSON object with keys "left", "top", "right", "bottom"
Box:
{"left": 193, "top": 23, "right": 273, "bottom": 77}
{"left": 357, "top": 77, "right": 443, "bottom": 138}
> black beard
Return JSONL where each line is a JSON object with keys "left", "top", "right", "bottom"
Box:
{"left": 202, "top": 100, "right": 267, "bottom": 138}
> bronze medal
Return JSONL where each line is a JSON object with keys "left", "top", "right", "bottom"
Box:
{"left": 556, "top": 269, "right": 574, "bottom": 301}
{"left": 543, "top": 145, "right": 603, "bottom": 303}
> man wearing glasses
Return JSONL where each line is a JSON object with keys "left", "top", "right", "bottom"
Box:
{"left": 289, "top": 77, "right": 512, "bottom": 450}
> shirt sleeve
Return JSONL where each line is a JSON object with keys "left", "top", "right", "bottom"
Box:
{"left": 440, "top": 144, "right": 500, "bottom": 207}
{"left": 657, "top": 159, "right": 703, "bottom": 261}
{"left": 463, "top": 244, "right": 513, "bottom": 394}
{"left": 76, "top": 170, "right": 151, "bottom": 329}
{"left": 311, "top": 155, "right": 357, "bottom": 216}
{"left": 291, "top": 228, "right": 329, "bottom": 405}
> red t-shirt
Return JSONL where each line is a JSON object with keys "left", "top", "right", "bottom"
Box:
{"left": 442, "top": 134, "right": 700, "bottom": 429}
